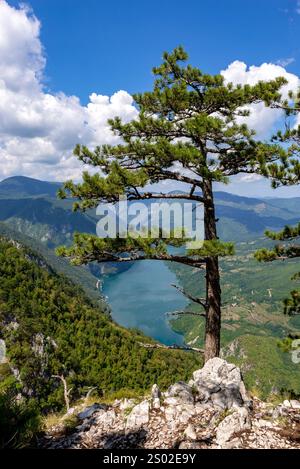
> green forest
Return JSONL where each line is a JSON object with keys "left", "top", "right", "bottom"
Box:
{"left": 0, "top": 236, "right": 200, "bottom": 447}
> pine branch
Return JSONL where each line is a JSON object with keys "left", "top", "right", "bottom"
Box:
{"left": 171, "top": 284, "right": 207, "bottom": 309}
{"left": 166, "top": 310, "right": 206, "bottom": 317}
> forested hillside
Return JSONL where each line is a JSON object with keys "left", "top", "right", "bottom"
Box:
{"left": 169, "top": 239, "right": 300, "bottom": 397}
{"left": 0, "top": 236, "right": 200, "bottom": 414}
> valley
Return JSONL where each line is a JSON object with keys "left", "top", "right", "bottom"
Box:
{"left": 0, "top": 176, "right": 300, "bottom": 398}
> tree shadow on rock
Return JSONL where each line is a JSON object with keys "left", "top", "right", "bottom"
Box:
{"left": 101, "top": 429, "right": 148, "bottom": 449}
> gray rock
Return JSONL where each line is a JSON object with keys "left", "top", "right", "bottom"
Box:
{"left": 78, "top": 404, "right": 104, "bottom": 420}
{"left": 164, "top": 396, "right": 181, "bottom": 406}
{"left": 166, "top": 381, "right": 194, "bottom": 404}
{"left": 290, "top": 399, "right": 300, "bottom": 410}
{"left": 151, "top": 384, "right": 161, "bottom": 399}
{"left": 126, "top": 400, "right": 149, "bottom": 431}
{"left": 119, "top": 398, "right": 136, "bottom": 411}
{"left": 151, "top": 384, "right": 161, "bottom": 409}
{"left": 184, "top": 423, "right": 197, "bottom": 440}
{"left": 215, "top": 407, "right": 251, "bottom": 446}
{"left": 272, "top": 405, "right": 289, "bottom": 419}
{"left": 190, "top": 358, "right": 250, "bottom": 409}
{"left": 96, "top": 409, "right": 116, "bottom": 427}
{"left": 164, "top": 403, "right": 195, "bottom": 427}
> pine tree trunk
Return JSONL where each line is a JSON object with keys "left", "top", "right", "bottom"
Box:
{"left": 203, "top": 179, "right": 221, "bottom": 362}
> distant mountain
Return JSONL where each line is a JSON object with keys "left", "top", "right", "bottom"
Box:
{"left": 0, "top": 175, "right": 61, "bottom": 199}
{"left": 0, "top": 176, "right": 300, "bottom": 247}
{"left": 0, "top": 176, "right": 96, "bottom": 248}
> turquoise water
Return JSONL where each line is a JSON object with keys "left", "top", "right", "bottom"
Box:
{"left": 102, "top": 260, "right": 187, "bottom": 345}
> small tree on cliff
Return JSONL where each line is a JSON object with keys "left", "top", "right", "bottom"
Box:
{"left": 58, "top": 47, "right": 286, "bottom": 361}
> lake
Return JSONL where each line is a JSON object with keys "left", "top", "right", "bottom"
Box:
{"left": 102, "top": 260, "right": 187, "bottom": 345}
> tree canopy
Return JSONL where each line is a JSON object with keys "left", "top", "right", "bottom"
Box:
{"left": 58, "top": 47, "right": 290, "bottom": 360}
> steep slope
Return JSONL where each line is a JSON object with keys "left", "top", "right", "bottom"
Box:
{"left": 0, "top": 236, "right": 201, "bottom": 413}
{"left": 169, "top": 239, "right": 300, "bottom": 396}
{"left": 0, "top": 222, "right": 107, "bottom": 309}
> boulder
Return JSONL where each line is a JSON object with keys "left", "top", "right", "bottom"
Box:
{"left": 166, "top": 381, "right": 194, "bottom": 404}
{"left": 151, "top": 384, "right": 161, "bottom": 399}
{"left": 290, "top": 400, "right": 300, "bottom": 410}
{"left": 215, "top": 407, "right": 251, "bottom": 446}
{"left": 190, "top": 358, "right": 250, "bottom": 409}
{"left": 95, "top": 409, "right": 116, "bottom": 427}
{"left": 126, "top": 400, "right": 150, "bottom": 431}
{"left": 77, "top": 404, "right": 105, "bottom": 420}
{"left": 164, "top": 403, "right": 195, "bottom": 427}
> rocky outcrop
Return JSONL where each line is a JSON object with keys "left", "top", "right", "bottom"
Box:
{"left": 40, "top": 358, "right": 300, "bottom": 450}
{"left": 189, "top": 357, "right": 250, "bottom": 409}
{"left": 126, "top": 400, "right": 150, "bottom": 432}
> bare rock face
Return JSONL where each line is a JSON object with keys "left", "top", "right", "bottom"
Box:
{"left": 189, "top": 357, "right": 251, "bottom": 410}
{"left": 215, "top": 407, "right": 251, "bottom": 446}
{"left": 151, "top": 384, "right": 161, "bottom": 399}
{"left": 78, "top": 404, "right": 106, "bottom": 420}
{"left": 151, "top": 384, "right": 161, "bottom": 409}
{"left": 125, "top": 400, "right": 150, "bottom": 432}
{"left": 166, "top": 381, "right": 194, "bottom": 404}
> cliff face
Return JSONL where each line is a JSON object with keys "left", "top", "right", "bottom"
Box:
{"left": 40, "top": 358, "right": 300, "bottom": 450}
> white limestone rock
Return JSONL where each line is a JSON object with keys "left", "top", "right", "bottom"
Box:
{"left": 126, "top": 400, "right": 150, "bottom": 431}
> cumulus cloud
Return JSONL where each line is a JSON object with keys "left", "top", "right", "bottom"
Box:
{"left": 238, "top": 174, "right": 263, "bottom": 183}
{"left": 0, "top": 1, "right": 300, "bottom": 184}
{"left": 221, "top": 61, "right": 300, "bottom": 138}
{"left": 0, "top": 1, "right": 137, "bottom": 181}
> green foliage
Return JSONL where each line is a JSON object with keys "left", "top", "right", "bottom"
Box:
{"left": 284, "top": 290, "right": 300, "bottom": 316}
{"left": 188, "top": 240, "right": 235, "bottom": 257}
{"left": 0, "top": 236, "right": 200, "bottom": 413}
{"left": 222, "top": 334, "right": 300, "bottom": 398}
{"left": 0, "top": 221, "right": 108, "bottom": 310}
{"left": 0, "top": 379, "right": 41, "bottom": 449}
{"left": 57, "top": 231, "right": 206, "bottom": 269}
{"left": 255, "top": 222, "right": 300, "bottom": 316}
{"left": 58, "top": 47, "right": 286, "bottom": 266}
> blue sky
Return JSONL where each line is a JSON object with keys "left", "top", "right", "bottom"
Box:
{"left": 1, "top": 0, "right": 300, "bottom": 197}
{"left": 8, "top": 0, "right": 300, "bottom": 101}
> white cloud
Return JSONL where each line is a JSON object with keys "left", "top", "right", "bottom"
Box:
{"left": 0, "top": 1, "right": 137, "bottom": 181}
{"left": 221, "top": 61, "right": 300, "bottom": 138}
{"left": 238, "top": 174, "right": 263, "bottom": 183}
{"left": 0, "top": 1, "right": 300, "bottom": 185}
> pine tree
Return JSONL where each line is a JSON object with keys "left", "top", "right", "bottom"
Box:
{"left": 58, "top": 47, "right": 287, "bottom": 361}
